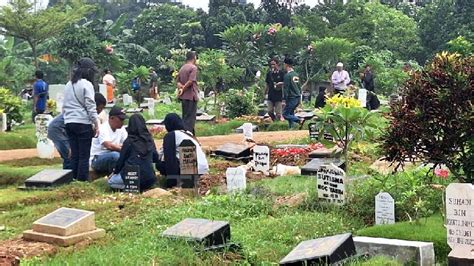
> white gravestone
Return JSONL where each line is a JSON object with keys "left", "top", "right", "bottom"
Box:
{"left": 242, "top": 123, "right": 253, "bottom": 140}
{"left": 446, "top": 183, "right": 474, "bottom": 250}
{"left": 55, "top": 93, "right": 64, "bottom": 113}
{"left": 48, "top": 84, "right": 65, "bottom": 104}
{"left": 148, "top": 98, "right": 155, "bottom": 118}
{"left": 226, "top": 167, "right": 246, "bottom": 193}
{"left": 123, "top": 94, "right": 133, "bottom": 106}
{"left": 253, "top": 145, "right": 270, "bottom": 174}
{"left": 35, "top": 114, "right": 54, "bottom": 159}
{"left": 1, "top": 113, "right": 6, "bottom": 132}
{"left": 317, "top": 164, "right": 346, "bottom": 205}
{"left": 358, "top": 88, "right": 367, "bottom": 108}
{"left": 164, "top": 96, "right": 172, "bottom": 105}
{"left": 99, "top": 84, "right": 107, "bottom": 100}
{"left": 375, "top": 192, "right": 395, "bottom": 225}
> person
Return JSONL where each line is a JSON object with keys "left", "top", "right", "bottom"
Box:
{"left": 108, "top": 114, "right": 158, "bottom": 191}
{"left": 331, "top": 62, "right": 350, "bottom": 93}
{"left": 32, "top": 70, "right": 48, "bottom": 122}
{"left": 362, "top": 65, "right": 375, "bottom": 92}
{"left": 102, "top": 69, "right": 116, "bottom": 103}
{"left": 131, "top": 76, "right": 141, "bottom": 104}
{"left": 265, "top": 58, "right": 285, "bottom": 122}
{"left": 282, "top": 58, "right": 302, "bottom": 129}
{"left": 156, "top": 113, "right": 208, "bottom": 187}
{"left": 48, "top": 93, "right": 106, "bottom": 170}
{"left": 149, "top": 68, "right": 159, "bottom": 99}
{"left": 177, "top": 51, "right": 199, "bottom": 134}
{"left": 63, "top": 57, "right": 100, "bottom": 181}
{"left": 90, "top": 106, "right": 128, "bottom": 175}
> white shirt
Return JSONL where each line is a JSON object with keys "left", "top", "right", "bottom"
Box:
{"left": 175, "top": 131, "right": 209, "bottom": 175}
{"left": 90, "top": 122, "right": 128, "bottom": 161}
{"left": 102, "top": 74, "right": 115, "bottom": 86}
{"left": 331, "top": 70, "right": 351, "bottom": 90}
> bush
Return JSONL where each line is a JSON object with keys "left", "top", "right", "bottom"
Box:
{"left": 223, "top": 89, "right": 257, "bottom": 119}
{"left": 0, "top": 87, "right": 23, "bottom": 129}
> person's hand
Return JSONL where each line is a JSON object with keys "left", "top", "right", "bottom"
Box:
{"left": 94, "top": 127, "right": 100, "bottom": 138}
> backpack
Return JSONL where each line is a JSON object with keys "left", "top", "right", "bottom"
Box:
{"left": 131, "top": 79, "right": 140, "bottom": 91}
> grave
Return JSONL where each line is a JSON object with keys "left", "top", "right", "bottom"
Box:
{"left": 375, "top": 192, "right": 395, "bottom": 225}
{"left": 23, "top": 207, "right": 105, "bottom": 246}
{"left": 139, "top": 103, "right": 149, "bottom": 109}
{"left": 35, "top": 114, "right": 55, "bottom": 159}
{"left": 316, "top": 163, "right": 346, "bottom": 205}
{"left": 146, "top": 119, "right": 164, "bottom": 125}
{"left": 279, "top": 233, "right": 356, "bottom": 265}
{"left": 196, "top": 114, "right": 216, "bottom": 123}
{"left": 309, "top": 146, "right": 343, "bottom": 159}
{"left": 24, "top": 169, "right": 73, "bottom": 188}
{"left": 213, "top": 143, "right": 253, "bottom": 161}
{"left": 308, "top": 123, "right": 334, "bottom": 142}
{"left": 358, "top": 88, "right": 367, "bottom": 108}
{"left": 48, "top": 84, "right": 66, "bottom": 103}
{"left": 226, "top": 167, "right": 246, "bottom": 193}
{"left": 295, "top": 111, "right": 314, "bottom": 120}
{"left": 123, "top": 165, "right": 140, "bottom": 193}
{"left": 301, "top": 158, "right": 345, "bottom": 176}
{"left": 253, "top": 145, "right": 270, "bottom": 174}
{"left": 446, "top": 183, "right": 474, "bottom": 265}
{"left": 166, "top": 140, "right": 199, "bottom": 191}
{"left": 125, "top": 108, "right": 143, "bottom": 113}
{"left": 302, "top": 90, "right": 312, "bottom": 103}
{"left": 123, "top": 94, "right": 133, "bottom": 106}
{"left": 234, "top": 124, "right": 258, "bottom": 134}
{"left": 1, "top": 113, "right": 6, "bottom": 132}
{"left": 162, "top": 218, "right": 230, "bottom": 247}
{"left": 196, "top": 109, "right": 204, "bottom": 116}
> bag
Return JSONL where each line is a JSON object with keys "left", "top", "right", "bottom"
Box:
{"left": 131, "top": 79, "right": 140, "bottom": 91}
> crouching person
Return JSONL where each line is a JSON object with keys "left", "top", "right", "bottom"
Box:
{"left": 90, "top": 106, "right": 128, "bottom": 174}
{"left": 108, "top": 114, "right": 158, "bottom": 191}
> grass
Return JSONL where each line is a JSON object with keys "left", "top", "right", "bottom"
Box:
{"left": 251, "top": 175, "right": 316, "bottom": 196}
{"left": 0, "top": 124, "right": 36, "bottom": 150}
{"left": 0, "top": 164, "right": 46, "bottom": 186}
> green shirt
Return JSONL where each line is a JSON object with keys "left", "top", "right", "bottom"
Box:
{"left": 283, "top": 70, "right": 301, "bottom": 99}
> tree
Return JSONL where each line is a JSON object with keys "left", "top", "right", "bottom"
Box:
{"left": 0, "top": 0, "right": 93, "bottom": 68}
{"left": 0, "top": 37, "right": 35, "bottom": 93}
{"left": 260, "top": 0, "right": 291, "bottom": 26}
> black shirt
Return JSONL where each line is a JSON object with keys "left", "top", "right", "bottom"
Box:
{"left": 265, "top": 69, "right": 285, "bottom": 102}
{"left": 363, "top": 71, "right": 375, "bottom": 92}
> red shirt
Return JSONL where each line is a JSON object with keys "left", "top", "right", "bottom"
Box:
{"left": 178, "top": 63, "right": 199, "bottom": 101}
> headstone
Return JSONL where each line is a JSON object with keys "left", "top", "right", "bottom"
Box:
{"left": 162, "top": 218, "right": 230, "bottom": 247}
{"left": 163, "top": 96, "right": 172, "bottom": 105}
{"left": 178, "top": 139, "right": 198, "bottom": 175}
{"left": 123, "top": 165, "right": 140, "bottom": 193}
{"left": 55, "top": 93, "right": 64, "bottom": 113}
{"left": 35, "top": 114, "right": 54, "bottom": 159}
{"left": 280, "top": 233, "right": 356, "bottom": 265}
{"left": 253, "top": 145, "right": 270, "bottom": 174}
{"left": 24, "top": 169, "right": 73, "bottom": 188}
{"left": 147, "top": 98, "right": 155, "bottom": 117}
{"left": 317, "top": 163, "right": 346, "bottom": 205}
{"left": 358, "top": 88, "right": 367, "bottom": 108}
{"left": 1, "top": 113, "right": 6, "bottom": 132}
{"left": 242, "top": 123, "right": 253, "bottom": 140}
{"left": 235, "top": 124, "right": 258, "bottom": 134}
{"left": 213, "top": 143, "right": 252, "bottom": 161}
{"left": 302, "top": 90, "right": 311, "bottom": 103}
{"left": 226, "top": 167, "right": 246, "bottom": 193}
{"left": 98, "top": 84, "right": 107, "bottom": 100}
{"left": 448, "top": 246, "right": 474, "bottom": 266}
{"left": 23, "top": 207, "right": 105, "bottom": 246}
{"left": 308, "top": 123, "right": 334, "bottom": 142}
{"left": 301, "top": 158, "right": 345, "bottom": 176}
{"left": 199, "top": 91, "right": 205, "bottom": 100}
{"left": 375, "top": 192, "right": 395, "bottom": 225}
{"left": 446, "top": 183, "right": 474, "bottom": 250}
{"left": 123, "top": 94, "right": 133, "bottom": 106}
{"left": 48, "top": 84, "right": 65, "bottom": 103}
{"left": 125, "top": 108, "right": 143, "bottom": 113}
{"left": 196, "top": 114, "right": 216, "bottom": 123}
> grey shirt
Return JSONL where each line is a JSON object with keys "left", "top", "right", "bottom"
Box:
{"left": 63, "top": 79, "right": 98, "bottom": 125}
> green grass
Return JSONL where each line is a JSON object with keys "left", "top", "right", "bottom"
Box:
{"left": 0, "top": 124, "right": 36, "bottom": 150}
{"left": 0, "top": 164, "right": 46, "bottom": 186}
{"left": 348, "top": 256, "right": 402, "bottom": 265}
{"left": 251, "top": 175, "right": 316, "bottom": 196}
{"left": 357, "top": 214, "right": 448, "bottom": 263}
{"left": 196, "top": 120, "right": 245, "bottom": 136}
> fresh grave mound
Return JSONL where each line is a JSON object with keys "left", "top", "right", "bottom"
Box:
{"left": 271, "top": 144, "right": 325, "bottom": 165}
{"left": 0, "top": 238, "right": 57, "bottom": 263}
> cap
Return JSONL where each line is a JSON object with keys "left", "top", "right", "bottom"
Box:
{"left": 336, "top": 62, "right": 343, "bottom": 67}
{"left": 77, "top": 57, "right": 98, "bottom": 72}
{"left": 109, "top": 106, "right": 128, "bottom": 120}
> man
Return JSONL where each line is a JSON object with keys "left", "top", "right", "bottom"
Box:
{"left": 90, "top": 106, "right": 128, "bottom": 174}
{"left": 331, "top": 62, "right": 350, "bottom": 93}
{"left": 265, "top": 58, "right": 285, "bottom": 121}
{"left": 102, "top": 69, "right": 116, "bottom": 103}
{"left": 362, "top": 64, "right": 375, "bottom": 92}
{"left": 32, "top": 70, "right": 48, "bottom": 122}
{"left": 48, "top": 93, "right": 107, "bottom": 170}
{"left": 282, "top": 57, "right": 302, "bottom": 129}
{"left": 131, "top": 76, "right": 141, "bottom": 104}
{"left": 149, "top": 68, "right": 159, "bottom": 99}
{"left": 177, "top": 51, "right": 199, "bottom": 134}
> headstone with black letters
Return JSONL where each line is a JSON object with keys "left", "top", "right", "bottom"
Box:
{"left": 162, "top": 218, "right": 231, "bottom": 247}
{"left": 123, "top": 165, "right": 140, "bottom": 193}
{"left": 253, "top": 145, "right": 270, "bottom": 174}
{"left": 317, "top": 164, "right": 346, "bottom": 205}
{"left": 178, "top": 139, "right": 198, "bottom": 175}
{"left": 375, "top": 192, "right": 395, "bottom": 225}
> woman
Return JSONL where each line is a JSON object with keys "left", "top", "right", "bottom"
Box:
{"left": 63, "top": 57, "right": 99, "bottom": 181}
{"left": 108, "top": 114, "right": 158, "bottom": 191}
{"left": 157, "top": 113, "right": 208, "bottom": 187}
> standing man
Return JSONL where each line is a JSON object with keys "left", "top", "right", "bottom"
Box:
{"left": 265, "top": 58, "right": 285, "bottom": 122}
{"left": 177, "top": 51, "right": 199, "bottom": 134}
{"left": 331, "top": 62, "right": 350, "bottom": 93}
{"left": 282, "top": 58, "right": 302, "bottom": 129}
{"left": 362, "top": 64, "right": 375, "bottom": 92}
{"left": 32, "top": 70, "right": 48, "bottom": 122}
{"left": 149, "top": 68, "right": 159, "bottom": 99}
{"left": 103, "top": 69, "right": 116, "bottom": 103}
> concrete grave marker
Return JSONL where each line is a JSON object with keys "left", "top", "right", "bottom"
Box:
{"left": 55, "top": 92, "right": 64, "bottom": 113}
{"left": 35, "top": 114, "right": 54, "bottom": 159}
{"left": 308, "top": 123, "right": 334, "bottom": 142}
{"left": 125, "top": 108, "right": 143, "bottom": 114}
{"left": 163, "top": 96, "right": 172, "bottom": 105}
{"left": 24, "top": 169, "right": 73, "bottom": 188}
{"left": 178, "top": 140, "right": 198, "bottom": 175}
{"left": 147, "top": 98, "right": 155, "bottom": 117}
{"left": 446, "top": 183, "right": 474, "bottom": 250}
{"left": 213, "top": 143, "right": 252, "bottom": 161}
{"left": 23, "top": 207, "right": 105, "bottom": 246}
{"left": 280, "top": 233, "right": 356, "bottom": 265}
{"left": 253, "top": 145, "right": 270, "bottom": 174}
{"left": 358, "top": 88, "right": 367, "bottom": 108}
{"left": 301, "top": 158, "right": 345, "bottom": 176}
{"left": 123, "top": 165, "right": 140, "bottom": 193}
{"left": 375, "top": 192, "right": 395, "bottom": 225}
{"left": 317, "top": 164, "right": 346, "bottom": 205}
{"left": 162, "top": 218, "right": 230, "bottom": 247}
{"left": 123, "top": 94, "right": 133, "bottom": 106}
{"left": 242, "top": 123, "right": 253, "bottom": 140}
{"left": 1, "top": 112, "right": 6, "bottom": 132}
{"left": 226, "top": 167, "right": 246, "bottom": 193}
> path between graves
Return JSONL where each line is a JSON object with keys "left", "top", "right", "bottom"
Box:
{"left": 0, "top": 130, "right": 307, "bottom": 162}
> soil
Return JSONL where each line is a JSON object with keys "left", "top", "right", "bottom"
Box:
{"left": 0, "top": 238, "right": 57, "bottom": 264}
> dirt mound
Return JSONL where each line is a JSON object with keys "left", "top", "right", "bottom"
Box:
{"left": 0, "top": 238, "right": 57, "bottom": 263}
{"left": 274, "top": 193, "right": 308, "bottom": 208}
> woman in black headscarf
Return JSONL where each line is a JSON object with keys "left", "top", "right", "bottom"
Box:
{"left": 108, "top": 114, "right": 158, "bottom": 191}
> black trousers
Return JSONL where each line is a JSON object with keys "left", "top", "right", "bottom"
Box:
{"left": 66, "top": 123, "right": 93, "bottom": 181}
{"left": 181, "top": 99, "right": 197, "bottom": 134}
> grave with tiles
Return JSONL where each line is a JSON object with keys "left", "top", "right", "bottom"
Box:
{"left": 316, "top": 164, "right": 346, "bottom": 205}
{"left": 162, "top": 218, "right": 231, "bottom": 247}
{"left": 24, "top": 169, "right": 73, "bottom": 188}
{"left": 23, "top": 207, "right": 105, "bottom": 246}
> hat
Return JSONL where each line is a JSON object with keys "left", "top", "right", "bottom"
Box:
{"left": 77, "top": 57, "right": 98, "bottom": 72}
{"left": 336, "top": 62, "right": 344, "bottom": 67}
{"left": 109, "top": 106, "right": 128, "bottom": 120}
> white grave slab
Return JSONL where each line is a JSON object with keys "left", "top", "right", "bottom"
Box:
{"left": 123, "top": 94, "right": 133, "bottom": 106}
{"left": 446, "top": 183, "right": 474, "bottom": 249}
{"left": 226, "top": 167, "right": 246, "bottom": 193}
{"left": 358, "top": 88, "right": 367, "bottom": 108}
{"left": 242, "top": 123, "right": 253, "bottom": 140}
{"left": 35, "top": 114, "right": 54, "bottom": 159}
{"left": 148, "top": 98, "right": 155, "bottom": 117}
{"left": 317, "top": 164, "right": 346, "bottom": 205}
{"left": 375, "top": 192, "right": 395, "bottom": 225}
{"left": 1, "top": 113, "right": 6, "bottom": 132}
{"left": 253, "top": 145, "right": 270, "bottom": 174}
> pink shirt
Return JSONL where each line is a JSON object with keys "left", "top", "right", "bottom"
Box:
{"left": 331, "top": 70, "right": 350, "bottom": 89}
{"left": 178, "top": 63, "right": 199, "bottom": 101}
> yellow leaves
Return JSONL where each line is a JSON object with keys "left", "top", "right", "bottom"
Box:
{"left": 172, "top": 70, "right": 179, "bottom": 79}
{"left": 326, "top": 94, "right": 361, "bottom": 108}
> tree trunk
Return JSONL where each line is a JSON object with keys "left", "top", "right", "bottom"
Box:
{"left": 29, "top": 41, "right": 38, "bottom": 69}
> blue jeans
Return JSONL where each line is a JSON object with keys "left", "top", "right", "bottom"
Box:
{"left": 66, "top": 123, "right": 94, "bottom": 182}
{"left": 52, "top": 139, "right": 72, "bottom": 169}
{"left": 108, "top": 173, "right": 125, "bottom": 189}
{"left": 91, "top": 151, "right": 120, "bottom": 174}
{"left": 283, "top": 97, "right": 301, "bottom": 128}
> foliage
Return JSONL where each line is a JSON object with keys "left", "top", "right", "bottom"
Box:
{"left": 446, "top": 36, "right": 473, "bottom": 57}
{"left": 260, "top": 0, "right": 291, "bottom": 26}
{"left": 198, "top": 49, "right": 243, "bottom": 95}
{"left": 382, "top": 53, "right": 474, "bottom": 182}
{"left": 115, "top": 66, "right": 149, "bottom": 95}
{"left": 0, "top": 37, "right": 35, "bottom": 94}
{"left": 223, "top": 89, "right": 257, "bottom": 119}
{"left": 0, "top": 87, "right": 23, "bottom": 129}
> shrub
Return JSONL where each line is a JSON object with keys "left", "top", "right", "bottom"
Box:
{"left": 223, "top": 89, "right": 257, "bottom": 119}
{"left": 0, "top": 87, "right": 23, "bottom": 129}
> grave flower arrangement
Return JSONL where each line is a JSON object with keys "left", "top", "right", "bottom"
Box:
{"left": 149, "top": 125, "right": 166, "bottom": 139}
{"left": 271, "top": 143, "right": 324, "bottom": 165}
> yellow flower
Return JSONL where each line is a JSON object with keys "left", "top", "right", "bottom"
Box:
{"left": 172, "top": 70, "right": 179, "bottom": 79}
{"left": 326, "top": 94, "right": 361, "bottom": 108}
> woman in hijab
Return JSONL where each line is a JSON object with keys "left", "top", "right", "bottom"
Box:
{"left": 108, "top": 114, "right": 158, "bottom": 191}
{"left": 157, "top": 113, "right": 208, "bottom": 187}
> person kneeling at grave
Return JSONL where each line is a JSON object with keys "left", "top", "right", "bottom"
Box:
{"left": 107, "top": 114, "right": 159, "bottom": 191}
{"left": 156, "top": 113, "right": 209, "bottom": 188}
{"left": 90, "top": 106, "right": 128, "bottom": 175}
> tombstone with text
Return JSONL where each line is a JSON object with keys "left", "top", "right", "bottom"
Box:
{"left": 242, "top": 122, "right": 253, "bottom": 140}
{"left": 226, "top": 167, "right": 246, "bottom": 193}
{"left": 166, "top": 140, "right": 199, "bottom": 189}
{"left": 35, "top": 114, "right": 54, "bottom": 159}
{"left": 375, "top": 192, "right": 395, "bottom": 225}
{"left": 123, "top": 165, "right": 140, "bottom": 193}
{"left": 253, "top": 145, "right": 270, "bottom": 174}
{"left": 317, "top": 164, "right": 346, "bottom": 205}
{"left": 308, "top": 123, "right": 333, "bottom": 142}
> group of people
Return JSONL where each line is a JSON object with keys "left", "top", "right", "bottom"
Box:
{"left": 47, "top": 57, "right": 208, "bottom": 192}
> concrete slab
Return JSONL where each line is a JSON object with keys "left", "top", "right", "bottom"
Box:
{"left": 32, "top": 208, "right": 95, "bottom": 236}
{"left": 23, "top": 228, "right": 105, "bottom": 247}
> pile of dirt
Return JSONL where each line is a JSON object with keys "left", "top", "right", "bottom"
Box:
{"left": 0, "top": 238, "right": 57, "bottom": 263}
{"left": 274, "top": 193, "right": 308, "bottom": 208}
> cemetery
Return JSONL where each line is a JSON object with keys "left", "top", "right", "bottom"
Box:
{"left": 0, "top": 0, "right": 472, "bottom": 265}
